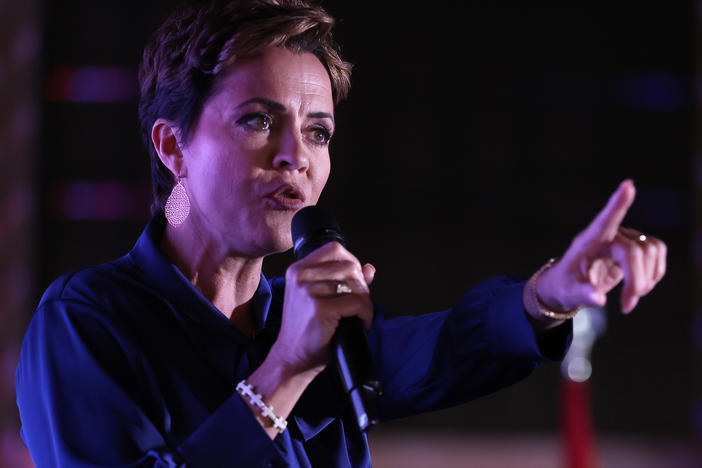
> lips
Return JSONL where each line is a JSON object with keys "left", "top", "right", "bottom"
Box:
{"left": 264, "top": 183, "right": 305, "bottom": 210}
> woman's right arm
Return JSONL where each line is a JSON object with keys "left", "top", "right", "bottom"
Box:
{"left": 16, "top": 241, "right": 374, "bottom": 466}
{"left": 16, "top": 297, "right": 287, "bottom": 467}
{"left": 242, "top": 241, "right": 375, "bottom": 439}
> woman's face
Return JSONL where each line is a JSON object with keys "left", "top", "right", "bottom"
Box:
{"left": 180, "top": 47, "right": 334, "bottom": 257}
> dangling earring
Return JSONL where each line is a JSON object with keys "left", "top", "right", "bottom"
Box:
{"left": 164, "top": 178, "right": 190, "bottom": 227}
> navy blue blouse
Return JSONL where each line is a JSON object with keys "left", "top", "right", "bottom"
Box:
{"left": 16, "top": 214, "right": 571, "bottom": 467}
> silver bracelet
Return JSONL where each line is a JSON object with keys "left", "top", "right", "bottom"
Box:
{"left": 236, "top": 380, "right": 288, "bottom": 434}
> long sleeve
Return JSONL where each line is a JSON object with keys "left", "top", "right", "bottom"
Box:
{"left": 17, "top": 212, "right": 572, "bottom": 468}
{"left": 16, "top": 290, "right": 287, "bottom": 468}
{"left": 367, "top": 275, "right": 572, "bottom": 420}
{"left": 17, "top": 214, "right": 376, "bottom": 468}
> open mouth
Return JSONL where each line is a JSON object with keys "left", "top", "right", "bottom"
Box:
{"left": 273, "top": 185, "right": 303, "bottom": 201}
{"left": 265, "top": 183, "right": 305, "bottom": 208}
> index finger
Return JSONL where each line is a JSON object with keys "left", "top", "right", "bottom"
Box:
{"left": 583, "top": 179, "right": 636, "bottom": 243}
{"left": 291, "top": 241, "right": 361, "bottom": 270}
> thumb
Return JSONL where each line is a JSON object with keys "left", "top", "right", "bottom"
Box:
{"left": 568, "top": 281, "right": 606, "bottom": 309}
{"left": 362, "top": 263, "right": 376, "bottom": 286}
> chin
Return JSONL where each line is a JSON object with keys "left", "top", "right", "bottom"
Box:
{"left": 263, "top": 214, "right": 294, "bottom": 251}
{"left": 273, "top": 233, "right": 294, "bottom": 253}
{"left": 257, "top": 228, "right": 293, "bottom": 256}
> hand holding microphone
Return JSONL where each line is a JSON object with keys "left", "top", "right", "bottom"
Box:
{"left": 269, "top": 206, "right": 381, "bottom": 432}
{"left": 272, "top": 241, "right": 373, "bottom": 373}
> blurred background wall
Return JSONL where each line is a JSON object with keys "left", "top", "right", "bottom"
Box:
{"left": 1, "top": 1, "right": 700, "bottom": 467}
{"left": 0, "top": 0, "right": 40, "bottom": 466}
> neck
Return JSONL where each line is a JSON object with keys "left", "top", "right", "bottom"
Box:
{"left": 160, "top": 218, "right": 264, "bottom": 335}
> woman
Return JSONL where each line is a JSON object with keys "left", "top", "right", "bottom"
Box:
{"left": 16, "top": 0, "right": 666, "bottom": 466}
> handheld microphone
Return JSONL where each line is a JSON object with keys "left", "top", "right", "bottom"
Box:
{"left": 291, "top": 205, "right": 381, "bottom": 432}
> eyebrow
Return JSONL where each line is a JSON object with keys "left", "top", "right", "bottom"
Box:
{"left": 308, "top": 111, "right": 334, "bottom": 124}
{"left": 235, "top": 97, "right": 335, "bottom": 125}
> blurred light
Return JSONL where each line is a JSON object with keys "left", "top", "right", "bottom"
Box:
{"left": 565, "top": 357, "right": 592, "bottom": 382}
{"left": 45, "top": 66, "right": 138, "bottom": 103}
{"left": 538, "top": 72, "right": 689, "bottom": 110}
{"left": 561, "top": 307, "right": 607, "bottom": 382}
{"left": 47, "top": 180, "right": 150, "bottom": 221}
{"left": 572, "top": 310, "right": 592, "bottom": 335}
{"left": 615, "top": 73, "right": 688, "bottom": 111}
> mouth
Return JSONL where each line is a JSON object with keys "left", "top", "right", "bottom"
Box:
{"left": 264, "top": 183, "right": 306, "bottom": 210}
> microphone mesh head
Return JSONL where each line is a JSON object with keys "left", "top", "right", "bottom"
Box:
{"left": 291, "top": 206, "right": 345, "bottom": 259}
{"left": 291, "top": 205, "right": 342, "bottom": 243}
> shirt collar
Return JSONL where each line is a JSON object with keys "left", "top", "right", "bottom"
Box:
{"left": 127, "top": 212, "right": 273, "bottom": 338}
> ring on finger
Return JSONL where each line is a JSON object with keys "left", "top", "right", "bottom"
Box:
{"left": 638, "top": 234, "right": 647, "bottom": 242}
{"left": 336, "top": 282, "right": 352, "bottom": 295}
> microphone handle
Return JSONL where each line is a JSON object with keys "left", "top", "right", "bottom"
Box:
{"left": 292, "top": 228, "right": 381, "bottom": 432}
{"left": 333, "top": 317, "right": 381, "bottom": 432}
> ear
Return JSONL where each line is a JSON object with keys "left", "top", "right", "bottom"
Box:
{"left": 151, "top": 118, "right": 186, "bottom": 178}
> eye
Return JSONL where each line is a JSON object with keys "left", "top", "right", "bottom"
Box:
{"left": 237, "top": 112, "right": 272, "bottom": 131}
{"left": 308, "top": 125, "right": 333, "bottom": 146}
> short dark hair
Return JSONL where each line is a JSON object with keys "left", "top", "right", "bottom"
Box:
{"left": 138, "top": 0, "right": 352, "bottom": 213}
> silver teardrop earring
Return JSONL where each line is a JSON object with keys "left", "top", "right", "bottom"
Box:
{"left": 164, "top": 177, "right": 190, "bottom": 227}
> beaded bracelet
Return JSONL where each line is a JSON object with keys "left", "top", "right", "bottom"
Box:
{"left": 525, "top": 258, "right": 582, "bottom": 321}
{"left": 236, "top": 380, "right": 288, "bottom": 434}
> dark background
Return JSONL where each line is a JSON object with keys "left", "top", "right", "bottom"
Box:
{"left": 39, "top": 1, "right": 695, "bottom": 437}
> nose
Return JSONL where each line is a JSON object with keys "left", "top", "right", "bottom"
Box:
{"left": 272, "top": 128, "right": 309, "bottom": 172}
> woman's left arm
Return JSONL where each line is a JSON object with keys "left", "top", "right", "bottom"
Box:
{"left": 525, "top": 179, "right": 667, "bottom": 331}
{"left": 367, "top": 275, "right": 570, "bottom": 422}
{"left": 365, "top": 179, "right": 665, "bottom": 421}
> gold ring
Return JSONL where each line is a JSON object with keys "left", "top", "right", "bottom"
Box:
{"left": 336, "top": 282, "right": 352, "bottom": 295}
{"left": 638, "top": 234, "right": 647, "bottom": 242}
